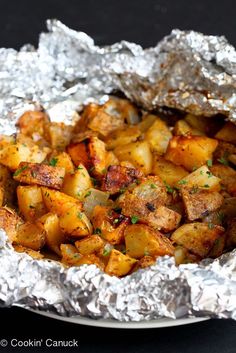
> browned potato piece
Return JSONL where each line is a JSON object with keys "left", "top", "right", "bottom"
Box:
{"left": 114, "top": 140, "right": 152, "bottom": 175}
{"left": 0, "top": 164, "right": 17, "bottom": 207}
{"left": 75, "top": 235, "right": 104, "bottom": 255}
{"left": 13, "top": 244, "right": 44, "bottom": 259}
{"left": 41, "top": 187, "right": 82, "bottom": 216}
{"left": 0, "top": 207, "right": 23, "bottom": 243}
{"left": 118, "top": 176, "right": 168, "bottom": 219}
{"left": 179, "top": 165, "right": 221, "bottom": 192}
{"left": 0, "top": 134, "right": 15, "bottom": 150}
{"left": 213, "top": 141, "right": 236, "bottom": 163}
{"left": 37, "top": 213, "right": 65, "bottom": 256}
{"left": 165, "top": 135, "right": 218, "bottom": 171}
{"left": 105, "top": 249, "right": 137, "bottom": 277}
{"left": 210, "top": 164, "right": 236, "bottom": 196}
{"left": 16, "top": 110, "right": 49, "bottom": 137}
{"left": 101, "top": 165, "right": 143, "bottom": 194}
{"left": 226, "top": 218, "right": 236, "bottom": 249}
{"left": 185, "top": 114, "right": 208, "bottom": 133}
{"left": 138, "top": 256, "right": 156, "bottom": 269}
{"left": 17, "top": 185, "right": 46, "bottom": 221}
{"left": 91, "top": 205, "right": 129, "bottom": 245}
{"left": 44, "top": 122, "right": 73, "bottom": 150}
{"left": 62, "top": 164, "right": 92, "bottom": 199}
{"left": 59, "top": 207, "right": 92, "bottom": 238}
{"left": 215, "top": 122, "right": 236, "bottom": 145}
{"left": 152, "top": 154, "right": 188, "bottom": 187}
{"left": 144, "top": 117, "right": 172, "bottom": 153}
{"left": 105, "top": 126, "right": 141, "bottom": 150}
{"left": 60, "top": 244, "right": 104, "bottom": 269}
{"left": 174, "top": 246, "right": 200, "bottom": 265}
{"left": 138, "top": 114, "right": 157, "bottom": 132}
{"left": 14, "top": 162, "right": 65, "bottom": 190}
{"left": 0, "top": 143, "right": 48, "bottom": 170}
{"left": 16, "top": 222, "right": 46, "bottom": 251}
{"left": 171, "top": 223, "right": 225, "bottom": 258}
{"left": 124, "top": 224, "right": 174, "bottom": 259}
{"left": 181, "top": 188, "right": 224, "bottom": 221}
{"left": 145, "top": 206, "right": 181, "bottom": 233}
{"left": 51, "top": 152, "right": 74, "bottom": 174}
{"left": 67, "top": 141, "right": 90, "bottom": 169}
{"left": 174, "top": 119, "right": 204, "bottom": 136}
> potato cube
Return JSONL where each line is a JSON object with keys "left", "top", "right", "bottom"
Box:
{"left": 44, "top": 122, "right": 73, "bottom": 150}
{"left": 165, "top": 135, "right": 218, "bottom": 171}
{"left": 67, "top": 141, "right": 90, "bottom": 168}
{"left": 174, "top": 119, "right": 204, "bottom": 136}
{"left": 152, "top": 154, "right": 188, "bottom": 187}
{"left": 226, "top": 218, "right": 236, "bottom": 249}
{"left": 13, "top": 244, "right": 44, "bottom": 259}
{"left": 17, "top": 185, "right": 46, "bottom": 221}
{"left": 144, "top": 117, "right": 172, "bottom": 153}
{"left": 0, "top": 207, "right": 23, "bottom": 243}
{"left": 210, "top": 164, "right": 236, "bottom": 196}
{"left": 60, "top": 244, "right": 104, "bottom": 270}
{"left": 16, "top": 222, "right": 46, "bottom": 251}
{"left": 105, "top": 126, "right": 141, "bottom": 150}
{"left": 171, "top": 222, "right": 225, "bottom": 257}
{"left": 145, "top": 206, "right": 181, "bottom": 232}
{"left": 16, "top": 110, "right": 49, "bottom": 137}
{"left": 124, "top": 224, "right": 174, "bottom": 259}
{"left": 215, "top": 122, "right": 236, "bottom": 145}
{"left": 62, "top": 163, "right": 92, "bottom": 199}
{"left": 59, "top": 207, "right": 92, "bottom": 238}
{"left": 105, "top": 249, "right": 137, "bottom": 277}
{"left": 75, "top": 235, "right": 104, "bottom": 255}
{"left": 50, "top": 152, "right": 74, "bottom": 174}
{"left": 179, "top": 165, "right": 221, "bottom": 192}
{"left": 114, "top": 140, "right": 153, "bottom": 175}
{"left": 14, "top": 162, "right": 65, "bottom": 190}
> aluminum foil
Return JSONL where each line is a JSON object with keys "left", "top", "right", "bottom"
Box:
{"left": 0, "top": 20, "right": 236, "bottom": 321}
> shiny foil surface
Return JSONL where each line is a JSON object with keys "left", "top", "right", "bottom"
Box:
{"left": 0, "top": 20, "right": 236, "bottom": 321}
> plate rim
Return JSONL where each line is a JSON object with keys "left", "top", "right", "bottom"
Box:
{"left": 27, "top": 309, "right": 209, "bottom": 329}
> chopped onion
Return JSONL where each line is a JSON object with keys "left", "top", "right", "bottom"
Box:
{"left": 83, "top": 188, "right": 110, "bottom": 218}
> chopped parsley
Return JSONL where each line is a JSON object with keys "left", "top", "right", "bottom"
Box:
{"left": 150, "top": 183, "right": 157, "bottom": 189}
{"left": 94, "top": 228, "right": 102, "bottom": 234}
{"left": 84, "top": 190, "right": 92, "bottom": 198}
{"left": 204, "top": 184, "right": 210, "bottom": 188}
{"left": 189, "top": 185, "right": 199, "bottom": 194}
{"left": 77, "top": 166, "right": 84, "bottom": 170}
{"left": 208, "top": 222, "right": 214, "bottom": 229}
{"left": 49, "top": 157, "right": 58, "bottom": 167}
{"left": 217, "top": 157, "right": 229, "bottom": 166}
{"left": 206, "top": 171, "right": 213, "bottom": 178}
{"left": 207, "top": 159, "right": 213, "bottom": 167}
{"left": 13, "top": 165, "right": 28, "bottom": 177}
{"left": 178, "top": 179, "right": 187, "bottom": 185}
{"left": 91, "top": 177, "right": 99, "bottom": 186}
{"left": 103, "top": 244, "right": 113, "bottom": 257}
{"left": 77, "top": 212, "right": 82, "bottom": 219}
{"left": 131, "top": 215, "right": 139, "bottom": 224}
{"left": 200, "top": 170, "right": 204, "bottom": 175}
{"left": 113, "top": 218, "right": 119, "bottom": 224}
{"left": 164, "top": 181, "right": 174, "bottom": 194}
{"left": 217, "top": 211, "right": 225, "bottom": 224}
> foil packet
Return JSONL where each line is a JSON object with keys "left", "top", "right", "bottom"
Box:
{"left": 0, "top": 20, "right": 236, "bottom": 321}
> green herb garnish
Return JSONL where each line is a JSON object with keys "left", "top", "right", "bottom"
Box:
{"left": 150, "top": 183, "right": 157, "bottom": 189}
{"left": 13, "top": 165, "right": 28, "bottom": 177}
{"left": 207, "top": 159, "right": 213, "bottom": 167}
{"left": 178, "top": 179, "right": 187, "bottom": 185}
{"left": 49, "top": 158, "right": 58, "bottom": 167}
{"left": 94, "top": 228, "right": 102, "bottom": 234}
{"left": 217, "top": 157, "right": 229, "bottom": 166}
{"left": 208, "top": 223, "right": 214, "bottom": 229}
{"left": 84, "top": 190, "right": 92, "bottom": 198}
{"left": 131, "top": 215, "right": 139, "bottom": 224}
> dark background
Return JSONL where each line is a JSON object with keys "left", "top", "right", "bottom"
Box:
{"left": 0, "top": 0, "right": 236, "bottom": 352}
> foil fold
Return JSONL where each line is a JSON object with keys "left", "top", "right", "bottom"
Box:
{"left": 0, "top": 20, "right": 236, "bottom": 321}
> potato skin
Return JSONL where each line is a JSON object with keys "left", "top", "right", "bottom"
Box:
{"left": 165, "top": 135, "right": 218, "bottom": 171}
{"left": 124, "top": 224, "right": 174, "bottom": 259}
{"left": 144, "top": 206, "right": 181, "bottom": 233}
{"left": 171, "top": 222, "right": 225, "bottom": 258}
{"left": 0, "top": 207, "right": 23, "bottom": 243}
{"left": 101, "top": 165, "right": 143, "bottom": 194}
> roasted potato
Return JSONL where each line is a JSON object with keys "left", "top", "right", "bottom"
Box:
{"left": 173, "top": 119, "right": 204, "bottom": 136}
{"left": 59, "top": 207, "right": 92, "bottom": 238}
{"left": 105, "top": 126, "right": 141, "bottom": 150}
{"left": 171, "top": 222, "right": 225, "bottom": 258}
{"left": 16, "top": 222, "right": 46, "bottom": 251}
{"left": 165, "top": 135, "right": 218, "bottom": 171}
{"left": 144, "top": 117, "right": 172, "bottom": 153}
{"left": 75, "top": 234, "right": 104, "bottom": 255}
{"left": 215, "top": 122, "right": 236, "bottom": 145}
{"left": 210, "top": 164, "right": 236, "bottom": 196}
{"left": 50, "top": 152, "right": 74, "bottom": 174}
{"left": 124, "top": 224, "right": 174, "bottom": 259}
{"left": 105, "top": 249, "right": 137, "bottom": 277}
{"left": 144, "top": 206, "right": 181, "bottom": 233}
{"left": 62, "top": 163, "right": 92, "bottom": 199}
{"left": 16, "top": 110, "right": 49, "bottom": 138}
{"left": 14, "top": 162, "right": 65, "bottom": 190}
{"left": 17, "top": 185, "right": 46, "bottom": 221}
{"left": 0, "top": 207, "right": 23, "bottom": 243}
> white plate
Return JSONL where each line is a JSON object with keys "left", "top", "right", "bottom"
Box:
{"left": 29, "top": 310, "right": 209, "bottom": 329}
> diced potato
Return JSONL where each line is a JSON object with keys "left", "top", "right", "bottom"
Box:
{"left": 210, "top": 164, "right": 236, "bottom": 196}
{"left": 13, "top": 244, "right": 44, "bottom": 259}
{"left": 0, "top": 207, "right": 23, "bottom": 243}
{"left": 75, "top": 235, "right": 104, "bottom": 255}
{"left": 60, "top": 244, "right": 104, "bottom": 269}
{"left": 17, "top": 185, "right": 46, "bottom": 221}
{"left": 0, "top": 164, "right": 17, "bottom": 207}
{"left": 137, "top": 256, "right": 156, "bottom": 269}
{"left": 208, "top": 233, "right": 225, "bottom": 258}
{"left": 171, "top": 222, "right": 225, "bottom": 258}
{"left": 67, "top": 141, "right": 90, "bottom": 169}
{"left": 179, "top": 165, "right": 221, "bottom": 192}
{"left": 215, "top": 122, "right": 236, "bottom": 145}
{"left": 16, "top": 110, "right": 49, "bottom": 137}
{"left": 83, "top": 188, "right": 110, "bottom": 218}
{"left": 44, "top": 122, "right": 73, "bottom": 150}
{"left": 101, "top": 165, "right": 143, "bottom": 194}
{"left": 165, "top": 135, "right": 218, "bottom": 171}
{"left": 118, "top": 176, "right": 168, "bottom": 219}
{"left": 174, "top": 246, "right": 200, "bottom": 265}
{"left": 144, "top": 117, "right": 172, "bottom": 154}
{"left": 14, "top": 162, "right": 65, "bottom": 190}
{"left": 0, "top": 143, "right": 48, "bottom": 170}
{"left": 41, "top": 187, "right": 82, "bottom": 216}
{"left": 185, "top": 113, "right": 208, "bottom": 133}
{"left": 181, "top": 188, "right": 224, "bottom": 221}
{"left": 91, "top": 205, "right": 129, "bottom": 245}
{"left": 105, "top": 126, "right": 141, "bottom": 150}
{"left": 145, "top": 206, "right": 181, "bottom": 233}
{"left": 226, "top": 218, "right": 236, "bottom": 249}
{"left": 173, "top": 119, "right": 204, "bottom": 136}
{"left": 62, "top": 164, "right": 92, "bottom": 199}
{"left": 152, "top": 154, "right": 188, "bottom": 187}
{"left": 37, "top": 213, "right": 65, "bottom": 256}
{"left": 213, "top": 141, "right": 236, "bottom": 164}
{"left": 138, "top": 114, "right": 157, "bottom": 133}
{"left": 59, "top": 207, "right": 92, "bottom": 238}
{"left": 114, "top": 140, "right": 152, "bottom": 175}
{"left": 0, "top": 134, "right": 15, "bottom": 150}
{"left": 51, "top": 152, "right": 74, "bottom": 174}
{"left": 105, "top": 249, "right": 137, "bottom": 277}
{"left": 124, "top": 224, "right": 174, "bottom": 259}
{"left": 16, "top": 222, "right": 46, "bottom": 251}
